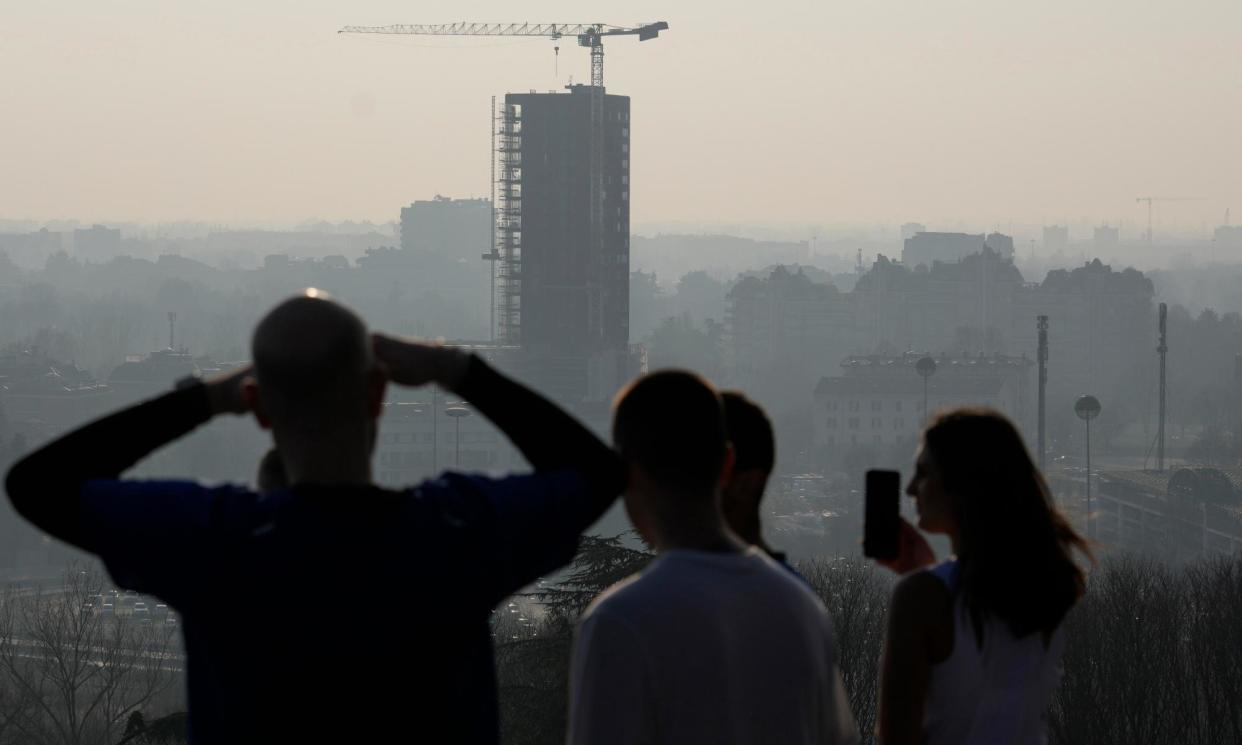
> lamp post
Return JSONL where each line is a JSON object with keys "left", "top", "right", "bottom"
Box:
{"left": 1074, "top": 395, "right": 1102, "bottom": 538}
{"left": 445, "top": 405, "right": 472, "bottom": 467}
{"left": 916, "top": 356, "right": 937, "bottom": 427}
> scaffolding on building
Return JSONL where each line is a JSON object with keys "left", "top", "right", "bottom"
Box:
{"left": 494, "top": 102, "right": 523, "bottom": 343}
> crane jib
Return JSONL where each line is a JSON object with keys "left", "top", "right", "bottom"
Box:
{"left": 337, "top": 21, "right": 667, "bottom": 88}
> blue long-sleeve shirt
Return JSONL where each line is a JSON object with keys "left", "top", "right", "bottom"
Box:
{"left": 6, "top": 356, "right": 623, "bottom": 744}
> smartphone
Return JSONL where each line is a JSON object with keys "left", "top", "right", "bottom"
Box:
{"left": 863, "top": 470, "right": 901, "bottom": 560}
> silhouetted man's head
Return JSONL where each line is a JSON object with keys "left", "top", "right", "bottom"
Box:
{"left": 720, "top": 391, "right": 776, "bottom": 547}
{"left": 612, "top": 370, "right": 732, "bottom": 543}
{"left": 246, "top": 290, "right": 385, "bottom": 442}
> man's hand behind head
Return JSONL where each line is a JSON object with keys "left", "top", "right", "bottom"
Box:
{"left": 205, "top": 364, "right": 255, "bottom": 416}
{"left": 372, "top": 333, "right": 469, "bottom": 390}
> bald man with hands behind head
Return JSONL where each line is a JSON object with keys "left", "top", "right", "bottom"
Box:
{"left": 5, "top": 289, "right": 624, "bottom": 745}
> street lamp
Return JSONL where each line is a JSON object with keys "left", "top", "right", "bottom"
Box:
{"left": 1074, "top": 394, "right": 1102, "bottom": 538}
{"left": 916, "top": 356, "right": 937, "bottom": 427}
{"left": 445, "top": 405, "right": 472, "bottom": 467}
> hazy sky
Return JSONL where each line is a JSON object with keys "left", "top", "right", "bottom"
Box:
{"left": 3, "top": 0, "right": 1240, "bottom": 233}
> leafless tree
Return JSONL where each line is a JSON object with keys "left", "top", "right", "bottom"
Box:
{"left": 0, "top": 566, "right": 181, "bottom": 745}
{"left": 495, "top": 545, "right": 1242, "bottom": 745}
{"left": 799, "top": 557, "right": 893, "bottom": 745}
{"left": 1051, "top": 553, "right": 1242, "bottom": 745}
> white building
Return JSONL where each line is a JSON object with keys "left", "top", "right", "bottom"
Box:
{"left": 73, "top": 224, "right": 121, "bottom": 258}
{"left": 811, "top": 352, "right": 1032, "bottom": 461}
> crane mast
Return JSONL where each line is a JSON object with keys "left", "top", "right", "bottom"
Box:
{"left": 1135, "top": 196, "right": 1203, "bottom": 246}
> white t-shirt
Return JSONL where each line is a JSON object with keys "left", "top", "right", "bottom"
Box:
{"left": 568, "top": 547, "right": 858, "bottom": 745}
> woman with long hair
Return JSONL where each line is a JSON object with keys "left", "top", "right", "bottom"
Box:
{"left": 876, "top": 407, "right": 1091, "bottom": 745}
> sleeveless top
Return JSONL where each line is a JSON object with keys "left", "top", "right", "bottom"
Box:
{"left": 923, "top": 560, "right": 1066, "bottom": 745}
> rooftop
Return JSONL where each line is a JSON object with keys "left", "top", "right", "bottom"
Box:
{"left": 840, "top": 351, "right": 1032, "bottom": 374}
{"left": 814, "top": 375, "right": 1008, "bottom": 397}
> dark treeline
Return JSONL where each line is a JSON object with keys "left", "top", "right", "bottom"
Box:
{"left": 495, "top": 544, "right": 1242, "bottom": 745}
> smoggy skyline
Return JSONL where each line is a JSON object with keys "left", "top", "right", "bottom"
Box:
{"left": 4, "top": 0, "right": 1240, "bottom": 231}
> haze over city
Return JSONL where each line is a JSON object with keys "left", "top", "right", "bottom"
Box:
{"left": 2, "top": 2, "right": 1242, "bottom": 744}
{"left": 4, "top": 0, "right": 1240, "bottom": 235}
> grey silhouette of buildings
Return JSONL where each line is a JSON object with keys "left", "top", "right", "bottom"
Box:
{"left": 73, "top": 224, "right": 121, "bottom": 259}
{"left": 1214, "top": 225, "right": 1242, "bottom": 251}
{"left": 811, "top": 351, "right": 1033, "bottom": 460}
{"left": 902, "top": 231, "right": 1013, "bottom": 268}
{"left": 985, "top": 232, "right": 1015, "bottom": 259}
{"left": 1043, "top": 225, "right": 1069, "bottom": 252}
{"left": 1094, "top": 225, "right": 1120, "bottom": 250}
{"left": 900, "top": 222, "right": 926, "bottom": 242}
{"left": 400, "top": 195, "right": 491, "bottom": 260}
{"left": 0, "top": 229, "right": 65, "bottom": 267}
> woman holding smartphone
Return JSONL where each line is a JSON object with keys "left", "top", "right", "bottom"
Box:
{"left": 875, "top": 407, "right": 1091, "bottom": 745}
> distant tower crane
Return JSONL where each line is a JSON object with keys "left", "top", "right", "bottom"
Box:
{"left": 337, "top": 22, "right": 669, "bottom": 89}
{"left": 340, "top": 21, "right": 668, "bottom": 343}
{"left": 1135, "top": 196, "right": 1202, "bottom": 246}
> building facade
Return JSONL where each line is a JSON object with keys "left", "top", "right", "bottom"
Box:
{"left": 73, "top": 224, "right": 122, "bottom": 259}
{"left": 1043, "top": 225, "right": 1069, "bottom": 252}
{"left": 900, "top": 223, "right": 926, "bottom": 242}
{"left": 1093, "top": 225, "right": 1120, "bottom": 250}
{"left": 399, "top": 195, "right": 491, "bottom": 259}
{"left": 500, "top": 86, "right": 630, "bottom": 354}
{"left": 811, "top": 352, "right": 1033, "bottom": 462}
{"left": 726, "top": 266, "right": 851, "bottom": 393}
{"left": 1214, "top": 224, "right": 1242, "bottom": 251}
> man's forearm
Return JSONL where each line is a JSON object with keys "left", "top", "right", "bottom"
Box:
{"left": 449, "top": 356, "right": 623, "bottom": 501}
{"left": 4, "top": 384, "right": 215, "bottom": 548}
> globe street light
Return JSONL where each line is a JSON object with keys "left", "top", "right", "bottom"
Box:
{"left": 445, "top": 405, "right": 472, "bottom": 467}
{"left": 1074, "top": 395, "right": 1102, "bottom": 538}
{"left": 916, "top": 356, "right": 937, "bottom": 427}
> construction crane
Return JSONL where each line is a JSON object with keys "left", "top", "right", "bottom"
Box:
{"left": 337, "top": 22, "right": 669, "bottom": 88}
{"left": 341, "top": 22, "right": 668, "bottom": 343}
{"left": 1135, "top": 196, "right": 1202, "bottom": 245}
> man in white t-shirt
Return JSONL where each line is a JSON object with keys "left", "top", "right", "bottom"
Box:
{"left": 568, "top": 371, "right": 858, "bottom": 745}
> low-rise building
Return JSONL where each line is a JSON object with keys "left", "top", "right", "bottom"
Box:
{"left": 1214, "top": 224, "right": 1242, "bottom": 251}
{"left": 1093, "top": 225, "right": 1120, "bottom": 250}
{"left": 811, "top": 352, "right": 1033, "bottom": 462}
{"left": 1043, "top": 225, "right": 1069, "bottom": 252}
{"left": 901, "top": 231, "right": 1015, "bottom": 268}
{"left": 0, "top": 347, "right": 112, "bottom": 439}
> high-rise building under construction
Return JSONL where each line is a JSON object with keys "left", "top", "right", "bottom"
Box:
{"left": 494, "top": 85, "right": 630, "bottom": 355}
